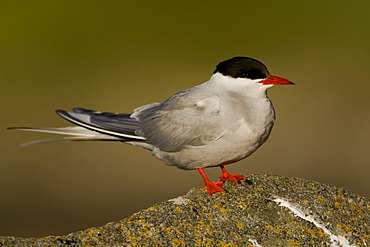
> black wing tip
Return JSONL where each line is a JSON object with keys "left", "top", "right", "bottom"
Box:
{"left": 56, "top": 108, "right": 87, "bottom": 115}
{"left": 56, "top": 109, "right": 69, "bottom": 118}
{"left": 56, "top": 109, "right": 66, "bottom": 114}
{"left": 73, "top": 107, "right": 86, "bottom": 113}
{"left": 7, "top": 127, "right": 37, "bottom": 130}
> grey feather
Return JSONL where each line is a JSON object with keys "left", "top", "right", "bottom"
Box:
{"left": 72, "top": 108, "right": 141, "bottom": 136}
{"left": 131, "top": 85, "right": 225, "bottom": 152}
{"left": 56, "top": 109, "right": 145, "bottom": 140}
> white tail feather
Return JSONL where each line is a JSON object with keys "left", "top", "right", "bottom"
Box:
{"left": 9, "top": 126, "right": 122, "bottom": 147}
{"left": 10, "top": 126, "right": 98, "bottom": 136}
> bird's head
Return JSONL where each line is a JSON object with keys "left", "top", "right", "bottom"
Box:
{"left": 213, "top": 56, "right": 294, "bottom": 86}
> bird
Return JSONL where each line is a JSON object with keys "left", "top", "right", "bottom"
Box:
{"left": 9, "top": 57, "right": 294, "bottom": 194}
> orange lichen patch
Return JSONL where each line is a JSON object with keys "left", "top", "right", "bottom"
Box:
{"left": 172, "top": 238, "right": 186, "bottom": 246}
{"left": 174, "top": 206, "right": 183, "bottom": 213}
{"left": 299, "top": 225, "right": 326, "bottom": 239}
{"left": 306, "top": 228, "right": 317, "bottom": 238}
{"left": 194, "top": 237, "right": 210, "bottom": 246}
{"left": 288, "top": 239, "right": 300, "bottom": 247}
{"left": 254, "top": 187, "right": 264, "bottom": 191}
{"left": 326, "top": 211, "right": 334, "bottom": 216}
{"left": 235, "top": 220, "right": 244, "bottom": 230}
{"left": 220, "top": 207, "right": 228, "bottom": 213}
{"left": 214, "top": 240, "right": 226, "bottom": 246}
{"left": 316, "top": 227, "right": 327, "bottom": 238}
{"left": 350, "top": 204, "right": 364, "bottom": 214}
{"left": 265, "top": 224, "right": 273, "bottom": 231}
{"left": 289, "top": 221, "right": 296, "bottom": 226}
{"left": 288, "top": 239, "right": 301, "bottom": 247}
{"left": 350, "top": 216, "right": 359, "bottom": 224}
{"left": 265, "top": 224, "right": 293, "bottom": 235}
{"left": 44, "top": 236, "right": 54, "bottom": 241}
{"left": 79, "top": 228, "right": 101, "bottom": 243}
{"left": 219, "top": 243, "right": 237, "bottom": 247}
{"left": 344, "top": 225, "right": 354, "bottom": 234}
{"left": 316, "top": 196, "right": 324, "bottom": 204}
{"left": 139, "top": 225, "right": 153, "bottom": 236}
{"left": 361, "top": 233, "right": 370, "bottom": 242}
{"left": 276, "top": 225, "right": 292, "bottom": 234}
{"left": 336, "top": 188, "right": 345, "bottom": 197}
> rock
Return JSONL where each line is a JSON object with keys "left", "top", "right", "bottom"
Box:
{"left": 0, "top": 174, "right": 369, "bottom": 246}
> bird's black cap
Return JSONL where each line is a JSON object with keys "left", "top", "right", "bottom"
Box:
{"left": 214, "top": 57, "right": 270, "bottom": 79}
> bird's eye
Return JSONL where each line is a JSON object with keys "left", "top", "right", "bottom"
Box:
{"left": 239, "top": 71, "right": 248, "bottom": 78}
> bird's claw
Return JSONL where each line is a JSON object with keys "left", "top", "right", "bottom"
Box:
{"left": 205, "top": 180, "right": 225, "bottom": 194}
{"left": 220, "top": 173, "right": 247, "bottom": 184}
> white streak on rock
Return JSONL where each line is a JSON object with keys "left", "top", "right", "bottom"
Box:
{"left": 169, "top": 196, "right": 190, "bottom": 205}
{"left": 248, "top": 238, "right": 262, "bottom": 246}
{"left": 273, "top": 198, "right": 356, "bottom": 247}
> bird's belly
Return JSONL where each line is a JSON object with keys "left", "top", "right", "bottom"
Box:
{"left": 152, "top": 116, "right": 274, "bottom": 170}
{"left": 216, "top": 118, "right": 274, "bottom": 163}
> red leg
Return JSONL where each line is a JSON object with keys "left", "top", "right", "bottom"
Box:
{"left": 219, "top": 165, "right": 246, "bottom": 183}
{"left": 198, "top": 168, "right": 225, "bottom": 194}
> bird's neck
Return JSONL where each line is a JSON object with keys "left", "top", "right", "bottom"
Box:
{"left": 206, "top": 73, "right": 272, "bottom": 99}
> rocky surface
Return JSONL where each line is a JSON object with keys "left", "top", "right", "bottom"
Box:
{"left": 0, "top": 174, "right": 369, "bottom": 246}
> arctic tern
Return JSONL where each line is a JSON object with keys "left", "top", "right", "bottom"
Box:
{"left": 9, "top": 57, "right": 294, "bottom": 194}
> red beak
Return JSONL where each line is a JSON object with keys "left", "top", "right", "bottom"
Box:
{"left": 261, "top": 75, "right": 294, "bottom": 85}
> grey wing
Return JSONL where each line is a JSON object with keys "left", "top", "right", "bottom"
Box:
{"left": 132, "top": 88, "right": 225, "bottom": 152}
{"left": 56, "top": 108, "right": 146, "bottom": 140}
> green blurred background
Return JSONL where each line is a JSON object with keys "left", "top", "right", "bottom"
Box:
{"left": 1, "top": 0, "right": 369, "bottom": 237}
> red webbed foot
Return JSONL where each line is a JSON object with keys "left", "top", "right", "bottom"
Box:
{"left": 219, "top": 165, "right": 246, "bottom": 183}
{"left": 205, "top": 180, "right": 225, "bottom": 194}
{"left": 198, "top": 168, "right": 226, "bottom": 194}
